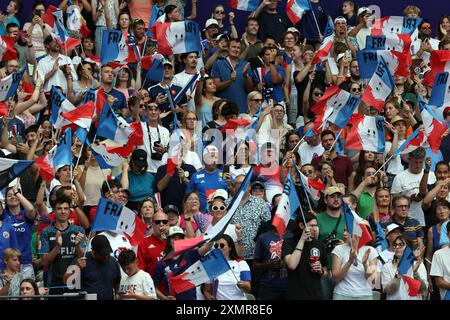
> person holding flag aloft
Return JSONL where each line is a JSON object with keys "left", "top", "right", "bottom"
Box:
{"left": 430, "top": 222, "right": 450, "bottom": 301}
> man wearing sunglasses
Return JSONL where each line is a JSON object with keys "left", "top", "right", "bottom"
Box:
{"left": 413, "top": 21, "right": 440, "bottom": 65}
{"left": 137, "top": 210, "right": 169, "bottom": 278}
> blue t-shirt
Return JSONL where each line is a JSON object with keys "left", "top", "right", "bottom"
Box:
{"left": 186, "top": 169, "right": 228, "bottom": 212}
{"left": 424, "top": 147, "right": 444, "bottom": 171}
{"left": 0, "top": 17, "right": 20, "bottom": 35}
{"left": 100, "top": 88, "right": 127, "bottom": 114}
{"left": 154, "top": 249, "right": 201, "bottom": 300}
{"left": 254, "top": 230, "right": 288, "bottom": 290}
{"left": 211, "top": 57, "right": 249, "bottom": 113}
{"left": 0, "top": 219, "right": 18, "bottom": 271}
{"left": 298, "top": 1, "right": 328, "bottom": 42}
{"left": 252, "top": 65, "right": 285, "bottom": 103}
{"left": 1, "top": 210, "right": 34, "bottom": 265}
{"left": 117, "top": 171, "right": 155, "bottom": 202}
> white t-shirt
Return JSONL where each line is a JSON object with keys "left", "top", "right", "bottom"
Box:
{"left": 37, "top": 54, "right": 78, "bottom": 94}
{"left": 204, "top": 223, "right": 238, "bottom": 242}
{"left": 391, "top": 169, "right": 436, "bottom": 226}
{"left": 430, "top": 247, "right": 450, "bottom": 300}
{"left": 139, "top": 123, "right": 170, "bottom": 173}
{"left": 229, "top": 166, "right": 251, "bottom": 180}
{"left": 377, "top": 249, "right": 395, "bottom": 272}
{"left": 119, "top": 269, "right": 157, "bottom": 300}
{"left": 332, "top": 244, "right": 378, "bottom": 297}
{"left": 213, "top": 259, "right": 250, "bottom": 300}
{"left": 384, "top": 141, "right": 405, "bottom": 175}
{"left": 298, "top": 142, "right": 324, "bottom": 165}
{"left": 172, "top": 71, "right": 199, "bottom": 112}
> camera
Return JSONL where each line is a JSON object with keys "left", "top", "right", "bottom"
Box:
{"left": 151, "top": 140, "right": 163, "bottom": 161}
{"left": 323, "top": 232, "right": 341, "bottom": 253}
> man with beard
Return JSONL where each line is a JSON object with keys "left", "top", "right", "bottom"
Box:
{"left": 172, "top": 52, "right": 200, "bottom": 112}
{"left": 96, "top": 64, "right": 127, "bottom": 115}
{"left": 339, "top": 59, "right": 361, "bottom": 91}
{"left": 5, "top": 23, "right": 36, "bottom": 79}
{"left": 240, "top": 17, "right": 263, "bottom": 61}
{"left": 351, "top": 164, "right": 388, "bottom": 220}
{"left": 317, "top": 186, "right": 346, "bottom": 299}
{"left": 37, "top": 36, "right": 77, "bottom": 94}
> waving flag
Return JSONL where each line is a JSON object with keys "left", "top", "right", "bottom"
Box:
{"left": 346, "top": 114, "right": 386, "bottom": 152}
{"left": 0, "top": 158, "right": 34, "bottom": 190}
{"left": 429, "top": 72, "right": 450, "bottom": 121}
{"left": 42, "top": 5, "right": 58, "bottom": 27}
{"left": 90, "top": 142, "right": 134, "bottom": 167}
{"left": 34, "top": 154, "right": 54, "bottom": 183}
{"left": 0, "top": 36, "right": 17, "bottom": 62}
{"left": 100, "top": 29, "right": 137, "bottom": 64}
{"left": 50, "top": 86, "right": 76, "bottom": 129}
{"left": 227, "top": 0, "right": 260, "bottom": 12}
{"left": 169, "top": 249, "right": 231, "bottom": 294}
{"left": 420, "top": 100, "right": 448, "bottom": 153}
{"left": 286, "top": 0, "right": 311, "bottom": 25}
{"left": 97, "top": 103, "right": 143, "bottom": 145}
{"left": 295, "top": 165, "right": 325, "bottom": 201}
{"left": 401, "top": 275, "right": 422, "bottom": 297}
{"left": 146, "top": 6, "right": 166, "bottom": 38}
{"left": 154, "top": 20, "right": 202, "bottom": 55}
{"left": 92, "top": 198, "right": 147, "bottom": 246}
{"left": 173, "top": 73, "right": 200, "bottom": 106}
{"left": 46, "top": 127, "right": 72, "bottom": 170}
{"left": 365, "top": 34, "right": 412, "bottom": 53}
{"left": 362, "top": 56, "right": 394, "bottom": 112}
{"left": 142, "top": 54, "right": 165, "bottom": 84}
{"left": 52, "top": 9, "right": 81, "bottom": 51}
{"left": 61, "top": 100, "right": 95, "bottom": 130}
{"left": 375, "top": 223, "right": 388, "bottom": 253}
{"left": 371, "top": 16, "right": 422, "bottom": 36}
{"left": 311, "top": 18, "right": 334, "bottom": 64}
{"left": 357, "top": 49, "right": 409, "bottom": 79}
{"left": 66, "top": 5, "right": 90, "bottom": 38}
{"left": 393, "top": 128, "right": 426, "bottom": 156}
{"left": 272, "top": 173, "right": 301, "bottom": 237}
{"left": 312, "top": 86, "right": 360, "bottom": 128}
{"left": 423, "top": 50, "right": 450, "bottom": 87}
{"left": 0, "top": 67, "right": 25, "bottom": 101}
{"left": 397, "top": 243, "right": 422, "bottom": 297}
{"left": 343, "top": 202, "right": 372, "bottom": 251}
{"left": 169, "top": 167, "right": 253, "bottom": 258}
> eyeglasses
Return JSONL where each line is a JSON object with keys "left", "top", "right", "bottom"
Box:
{"left": 154, "top": 219, "right": 169, "bottom": 225}
{"left": 351, "top": 88, "right": 361, "bottom": 93}
{"left": 313, "top": 92, "right": 323, "bottom": 97}
{"left": 214, "top": 243, "right": 226, "bottom": 249}
{"left": 393, "top": 242, "right": 405, "bottom": 249}
{"left": 211, "top": 205, "right": 226, "bottom": 211}
{"left": 215, "top": 11, "right": 225, "bottom": 14}
{"left": 395, "top": 205, "right": 409, "bottom": 209}
{"left": 251, "top": 98, "right": 264, "bottom": 102}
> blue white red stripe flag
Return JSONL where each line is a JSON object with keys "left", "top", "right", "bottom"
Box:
{"left": 311, "top": 18, "right": 334, "bottom": 64}
{"left": 429, "top": 72, "right": 450, "bottom": 121}
{"left": 420, "top": 99, "right": 448, "bottom": 153}
{"left": 146, "top": 6, "right": 166, "bottom": 38}
{"left": 357, "top": 49, "right": 409, "bottom": 79}
{"left": 375, "top": 223, "right": 388, "bottom": 253}
{"left": 371, "top": 16, "right": 422, "bottom": 36}
{"left": 345, "top": 114, "right": 386, "bottom": 153}
{"left": 66, "top": 4, "right": 90, "bottom": 38}
{"left": 227, "top": 0, "right": 260, "bottom": 12}
{"left": 61, "top": 100, "right": 95, "bottom": 130}
{"left": 0, "top": 158, "right": 34, "bottom": 190}
{"left": 51, "top": 9, "right": 81, "bottom": 51}
{"left": 0, "top": 67, "right": 25, "bottom": 101}
{"left": 100, "top": 29, "right": 137, "bottom": 64}
{"left": 154, "top": 21, "right": 202, "bottom": 55}
{"left": 50, "top": 86, "right": 76, "bottom": 129}
{"left": 343, "top": 202, "right": 372, "bottom": 251}
{"left": 286, "top": 0, "right": 311, "bottom": 25}
{"left": 294, "top": 165, "right": 325, "bottom": 201}
{"left": 91, "top": 197, "right": 147, "bottom": 246}
{"left": 272, "top": 172, "right": 300, "bottom": 237}
{"left": 168, "top": 249, "right": 231, "bottom": 294}
{"left": 362, "top": 56, "right": 395, "bottom": 112}
{"left": 46, "top": 127, "right": 72, "bottom": 170}
{"left": 423, "top": 50, "right": 450, "bottom": 88}
{"left": 0, "top": 36, "right": 17, "bottom": 62}
{"left": 393, "top": 128, "right": 426, "bottom": 157}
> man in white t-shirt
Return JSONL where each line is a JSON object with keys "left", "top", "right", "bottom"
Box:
{"left": 430, "top": 223, "right": 450, "bottom": 300}
{"left": 298, "top": 122, "right": 324, "bottom": 165}
{"left": 172, "top": 52, "right": 200, "bottom": 112}
{"left": 391, "top": 147, "right": 436, "bottom": 226}
{"left": 117, "top": 249, "right": 156, "bottom": 300}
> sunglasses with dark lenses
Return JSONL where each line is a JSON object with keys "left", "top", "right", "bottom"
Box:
{"left": 351, "top": 87, "right": 361, "bottom": 92}
{"left": 313, "top": 92, "right": 323, "bottom": 97}
{"left": 215, "top": 11, "right": 225, "bottom": 14}
{"left": 212, "top": 205, "right": 226, "bottom": 211}
{"left": 154, "top": 220, "right": 168, "bottom": 225}
{"left": 251, "top": 99, "right": 264, "bottom": 102}
{"left": 214, "top": 243, "right": 226, "bottom": 249}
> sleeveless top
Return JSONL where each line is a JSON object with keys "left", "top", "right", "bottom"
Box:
{"left": 432, "top": 224, "right": 440, "bottom": 250}
{"left": 198, "top": 99, "right": 213, "bottom": 127}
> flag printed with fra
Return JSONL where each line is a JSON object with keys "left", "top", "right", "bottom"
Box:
{"left": 429, "top": 72, "right": 450, "bottom": 121}
{"left": 0, "top": 68, "right": 25, "bottom": 101}
{"left": 91, "top": 198, "right": 147, "bottom": 246}
{"left": 371, "top": 16, "right": 422, "bottom": 36}
{"left": 362, "top": 56, "right": 395, "bottom": 112}
{"left": 345, "top": 115, "right": 385, "bottom": 153}
{"left": 100, "top": 29, "right": 137, "bottom": 64}
{"left": 155, "top": 20, "right": 202, "bottom": 55}
{"left": 357, "top": 50, "right": 409, "bottom": 79}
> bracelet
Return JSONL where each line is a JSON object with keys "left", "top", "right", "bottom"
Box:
{"left": 28, "top": 44, "right": 33, "bottom": 48}
{"left": 295, "top": 248, "right": 303, "bottom": 252}
{"left": 14, "top": 191, "right": 20, "bottom": 196}
{"left": 184, "top": 217, "right": 191, "bottom": 222}
{"left": 424, "top": 169, "right": 430, "bottom": 174}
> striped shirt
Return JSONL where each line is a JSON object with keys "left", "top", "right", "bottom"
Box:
{"left": 381, "top": 217, "right": 424, "bottom": 249}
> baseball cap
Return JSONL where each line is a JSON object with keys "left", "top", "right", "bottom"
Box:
{"left": 168, "top": 226, "right": 185, "bottom": 237}
{"left": 203, "top": 144, "right": 219, "bottom": 157}
{"left": 162, "top": 60, "right": 173, "bottom": 67}
{"left": 403, "top": 93, "right": 418, "bottom": 106}
{"left": 131, "top": 149, "right": 148, "bottom": 168}
{"left": 208, "top": 189, "right": 228, "bottom": 202}
{"left": 385, "top": 223, "right": 404, "bottom": 236}
{"left": 334, "top": 16, "right": 347, "bottom": 23}
{"left": 91, "top": 235, "right": 113, "bottom": 256}
{"left": 391, "top": 115, "right": 406, "bottom": 125}
{"left": 216, "top": 33, "right": 230, "bottom": 42}
{"left": 324, "top": 186, "right": 344, "bottom": 196}
{"left": 205, "top": 18, "right": 219, "bottom": 29}
{"left": 286, "top": 27, "right": 301, "bottom": 37}
{"left": 251, "top": 180, "right": 265, "bottom": 189}
{"left": 358, "top": 7, "right": 373, "bottom": 16}
{"left": 163, "top": 204, "right": 180, "bottom": 215}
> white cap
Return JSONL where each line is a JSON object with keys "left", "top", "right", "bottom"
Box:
{"left": 205, "top": 18, "right": 219, "bottom": 29}
{"left": 358, "top": 7, "right": 373, "bottom": 16}
{"left": 203, "top": 144, "right": 219, "bottom": 156}
{"left": 334, "top": 16, "right": 347, "bottom": 24}
{"left": 168, "top": 226, "right": 185, "bottom": 237}
{"left": 208, "top": 189, "right": 228, "bottom": 202}
{"left": 386, "top": 223, "right": 404, "bottom": 236}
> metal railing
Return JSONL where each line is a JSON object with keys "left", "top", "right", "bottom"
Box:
{"left": 0, "top": 291, "right": 97, "bottom": 300}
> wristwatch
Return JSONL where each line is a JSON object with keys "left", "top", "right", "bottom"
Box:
{"left": 184, "top": 217, "right": 191, "bottom": 222}
{"left": 270, "top": 61, "right": 275, "bottom": 64}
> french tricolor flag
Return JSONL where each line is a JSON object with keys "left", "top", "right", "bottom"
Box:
{"left": 0, "top": 67, "right": 25, "bottom": 101}
{"left": 0, "top": 36, "right": 17, "bottom": 62}
{"left": 0, "top": 158, "right": 34, "bottom": 190}
{"left": 91, "top": 198, "right": 147, "bottom": 246}
{"left": 365, "top": 34, "right": 412, "bottom": 54}
{"left": 357, "top": 50, "right": 410, "bottom": 79}
{"left": 61, "top": 100, "right": 95, "bottom": 130}
{"left": 89, "top": 142, "right": 135, "bottom": 168}
{"left": 311, "top": 18, "right": 334, "bottom": 65}
{"left": 398, "top": 245, "right": 422, "bottom": 298}
{"left": 45, "top": 127, "right": 73, "bottom": 170}
{"left": 371, "top": 16, "right": 422, "bottom": 36}
{"left": 295, "top": 165, "right": 325, "bottom": 201}
{"left": 66, "top": 4, "right": 90, "bottom": 38}
{"left": 272, "top": 173, "right": 300, "bottom": 237}
{"left": 52, "top": 9, "right": 81, "bottom": 51}
{"left": 345, "top": 114, "right": 386, "bottom": 153}
{"left": 49, "top": 86, "right": 76, "bottom": 129}
{"left": 34, "top": 154, "right": 54, "bottom": 183}
{"left": 42, "top": 5, "right": 58, "bottom": 27}
{"left": 227, "top": 0, "right": 260, "bottom": 12}
{"left": 429, "top": 72, "right": 450, "bottom": 121}
{"left": 343, "top": 202, "right": 372, "bottom": 251}
{"left": 423, "top": 50, "right": 450, "bottom": 88}
{"left": 362, "top": 56, "right": 395, "bottom": 112}
{"left": 312, "top": 86, "right": 360, "bottom": 129}
{"left": 286, "top": 0, "right": 312, "bottom": 25}
{"left": 420, "top": 100, "right": 448, "bottom": 154}
{"left": 100, "top": 29, "right": 137, "bottom": 64}
{"left": 154, "top": 20, "right": 202, "bottom": 55}
{"left": 393, "top": 128, "right": 426, "bottom": 156}
{"left": 142, "top": 54, "right": 165, "bottom": 83}
{"left": 168, "top": 249, "right": 231, "bottom": 294}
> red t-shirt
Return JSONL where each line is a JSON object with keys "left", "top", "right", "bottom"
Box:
{"left": 137, "top": 235, "right": 166, "bottom": 278}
